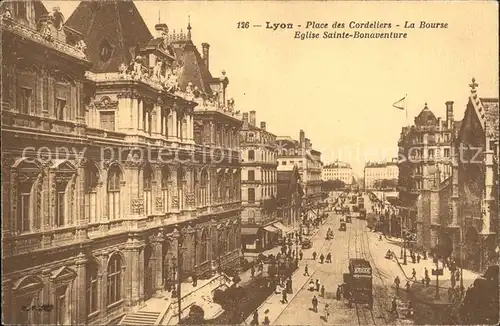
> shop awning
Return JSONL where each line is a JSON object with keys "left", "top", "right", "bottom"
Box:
{"left": 241, "top": 227, "right": 259, "bottom": 235}
{"left": 272, "top": 222, "right": 293, "bottom": 234}
{"left": 263, "top": 225, "right": 280, "bottom": 233}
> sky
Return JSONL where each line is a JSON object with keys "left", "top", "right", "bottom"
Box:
{"left": 45, "top": 0, "right": 499, "bottom": 176}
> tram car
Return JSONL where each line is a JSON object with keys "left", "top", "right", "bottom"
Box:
{"left": 339, "top": 221, "right": 347, "bottom": 231}
{"left": 343, "top": 259, "right": 373, "bottom": 309}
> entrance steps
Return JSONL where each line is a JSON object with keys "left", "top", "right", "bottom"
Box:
{"left": 120, "top": 311, "right": 161, "bottom": 325}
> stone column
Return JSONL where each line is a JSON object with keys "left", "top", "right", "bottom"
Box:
{"left": 154, "top": 106, "right": 162, "bottom": 137}
{"left": 138, "top": 98, "right": 144, "bottom": 132}
{"left": 171, "top": 109, "right": 177, "bottom": 139}
{"left": 153, "top": 233, "right": 164, "bottom": 295}
{"left": 98, "top": 253, "right": 108, "bottom": 318}
{"left": 74, "top": 252, "right": 87, "bottom": 324}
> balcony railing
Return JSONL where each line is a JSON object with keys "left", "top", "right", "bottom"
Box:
{"left": 85, "top": 71, "right": 164, "bottom": 91}
{"left": 1, "top": 16, "right": 86, "bottom": 60}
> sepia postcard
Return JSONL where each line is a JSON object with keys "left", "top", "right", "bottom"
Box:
{"left": 1, "top": 0, "right": 498, "bottom": 325}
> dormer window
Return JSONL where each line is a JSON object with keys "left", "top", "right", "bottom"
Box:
{"left": 99, "top": 39, "right": 113, "bottom": 62}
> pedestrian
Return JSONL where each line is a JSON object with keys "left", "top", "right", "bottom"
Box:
{"left": 312, "top": 295, "right": 319, "bottom": 312}
{"left": 417, "top": 254, "right": 421, "bottom": 263}
{"left": 320, "top": 253, "right": 325, "bottom": 264}
{"left": 263, "top": 310, "right": 270, "bottom": 325}
{"left": 336, "top": 284, "right": 342, "bottom": 300}
{"left": 394, "top": 276, "right": 400, "bottom": 294}
{"left": 250, "top": 310, "right": 259, "bottom": 325}
{"left": 304, "top": 264, "right": 309, "bottom": 276}
{"left": 312, "top": 251, "right": 317, "bottom": 260}
{"left": 391, "top": 298, "right": 398, "bottom": 318}
{"left": 411, "top": 268, "right": 417, "bottom": 280}
{"left": 309, "top": 280, "right": 315, "bottom": 291}
{"left": 299, "top": 250, "right": 303, "bottom": 260}
{"left": 192, "top": 273, "right": 198, "bottom": 287}
{"left": 324, "top": 303, "right": 330, "bottom": 321}
{"left": 251, "top": 265, "right": 255, "bottom": 278}
{"left": 424, "top": 267, "right": 429, "bottom": 280}
{"left": 316, "top": 279, "right": 321, "bottom": 291}
{"left": 282, "top": 290, "right": 288, "bottom": 304}
{"left": 320, "top": 285, "right": 325, "bottom": 298}
{"left": 451, "top": 271, "right": 456, "bottom": 288}
{"left": 288, "top": 278, "right": 293, "bottom": 294}
{"left": 327, "top": 253, "right": 332, "bottom": 263}
{"left": 406, "top": 281, "right": 410, "bottom": 292}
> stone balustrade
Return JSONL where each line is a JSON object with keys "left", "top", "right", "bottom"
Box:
{"left": 1, "top": 15, "right": 86, "bottom": 60}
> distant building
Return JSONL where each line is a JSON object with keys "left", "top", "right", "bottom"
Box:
{"left": 397, "top": 102, "right": 457, "bottom": 250}
{"left": 240, "top": 111, "right": 283, "bottom": 253}
{"left": 276, "top": 130, "right": 323, "bottom": 208}
{"left": 322, "top": 160, "right": 353, "bottom": 185}
{"left": 364, "top": 159, "right": 399, "bottom": 189}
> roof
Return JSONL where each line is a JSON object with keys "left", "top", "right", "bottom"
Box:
{"left": 172, "top": 41, "right": 215, "bottom": 93}
{"left": 349, "top": 258, "right": 371, "bottom": 269}
{"left": 65, "top": 1, "right": 153, "bottom": 73}
{"left": 414, "top": 104, "right": 438, "bottom": 126}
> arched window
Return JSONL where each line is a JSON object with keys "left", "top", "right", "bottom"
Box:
{"left": 107, "top": 165, "right": 121, "bottom": 219}
{"left": 224, "top": 173, "right": 230, "bottom": 202}
{"left": 54, "top": 161, "right": 75, "bottom": 227}
{"left": 16, "top": 161, "right": 41, "bottom": 233}
{"left": 107, "top": 254, "right": 122, "bottom": 305}
{"left": 85, "top": 163, "right": 99, "bottom": 223}
{"left": 248, "top": 149, "right": 255, "bottom": 161}
{"left": 162, "top": 166, "right": 170, "bottom": 213}
{"left": 200, "top": 229, "right": 208, "bottom": 263}
{"left": 86, "top": 260, "right": 99, "bottom": 315}
{"left": 217, "top": 172, "right": 224, "bottom": 203}
{"left": 143, "top": 164, "right": 153, "bottom": 215}
{"left": 200, "top": 170, "right": 208, "bottom": 206}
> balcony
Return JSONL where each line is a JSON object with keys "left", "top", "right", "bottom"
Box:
{"left": 2, "top": 111, "right": 83, "bottom": 137}
{"left": 85, "top": 71, "right": 164, "bottom": 91}
{"left": 1, "top": 15, "right": 86, "bottom": 61}
{"left": 86, "top": 127, "right": 126, "bottom": 141}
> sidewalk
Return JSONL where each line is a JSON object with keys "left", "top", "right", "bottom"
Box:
{"left": 243, "top": 266, "right": 315, "bottom": 325}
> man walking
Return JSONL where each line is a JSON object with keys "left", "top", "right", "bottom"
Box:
{"left": 391, "top": 297, "right": 398, "bottom": 318}
{"left": 312, "top": 295, "right": 318, "bottom": 313}
{"left": 282, "top": 290, "right": 288, "bottom": 304}
{"left": 394, "top": 276, "right": 400, "bottom": 294}
{"left": 304, "top": 264, "right": 310, "bottom": 276}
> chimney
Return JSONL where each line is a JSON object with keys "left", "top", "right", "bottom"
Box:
{"left": 437, "top": 117, "right": 442, "bottom": 131}
{"left": 242, "top": 112, "right": 249, "bottom": 128}
{"left": 445, "top": 101, "right": 454, "bottom": 129}
{"left": 249, "top": 110, "right": 256, "bottom": 125}
{"left": 201, "top": 42, "right": 210, "bottom": 70}
{"left": 260, "top": 121, "right": 266, "bottom": 130}
{"left": 299, "top": 129, "right": 305, "bottom": 144}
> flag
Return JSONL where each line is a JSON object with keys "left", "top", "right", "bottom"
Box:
{"left": 393, "top": 95, "right": 406, "bottom": 110}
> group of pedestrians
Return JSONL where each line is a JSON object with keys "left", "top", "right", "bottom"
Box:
{"left": 311, "top": 251, "right": 332, "bottom": 264}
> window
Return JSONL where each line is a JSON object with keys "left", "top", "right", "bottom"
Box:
{"left": 200, "top": 230, "right": 208, "bottom": 263}
{"left": 100, "top": 112, "right": 115, "bottom": 131}
{"left": 55, "top": 183, "right": 66, "bottom": 227}
{"left": 107, "top": 254, "right": 122, "bottom": 305}
{"left": 143, "top": 165, "right": 153, "bottom": 215}
{"left": 86, "top": 262, "right": 99, "bottom": 315}
{"left": 428, "top": 149, "right": 435, "bottom": 158}
{"left": 248, "top": 188, "right": 255, "bottom": 203}
{"left": 17, "top": 182, "right": 32, "bottom": 233}
{"left": 19, "top": 87, "right": 32, "bottom": 114}
{"left": 248, "top": 150, "right": 255, "bottom": 161}
{"left": 281, "top": 161, "right": 286, "bottom": 165}
{"left": 55, "top": 98, "right": 67, "bottom": 120}
{"left": 248, "top": 133, "right": 254, "bottom": 142}
{"left": 107, "top": 166, "right": 121, "bottom": 219}
{"left": 162, "top": 166, "right": 170, "bottom": 212}
{"left": 84, "top": 164, "right": 99, "bottom": 223}
{"left": 55, "top": 286, "right": 67, "bottom": 325}
{"left": 248, "top": 170, "right": 255, "bottom": 181}
{"left": 444, "top": 148, "right": 450, "bottom": 158}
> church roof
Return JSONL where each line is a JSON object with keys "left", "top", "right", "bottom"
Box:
{"left": 414, "top": 103, "right": 438, "bottom": 126}
{"left": 65, "top": 1, "right": 153, "bottom": 73}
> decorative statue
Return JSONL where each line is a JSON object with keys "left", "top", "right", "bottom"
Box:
{"left": 151, "top": 61, "right": 163, "bottom": 82}
{"left": 227, "top": 98, "right": 235, "bottom": 112}
{"left": 131, "top": 56, "right": 143, "bottom": 79}
{"left": 185, "top": 82, "right": 194, "bottom": 97}
{"left": 164, "top": 67, "right": 179, "bottom": 92}
{"left": 118, "top": 63, "right": 128, "bottom": 78}
{"left": 75, "top": 40, "right": 87, "bottom": 53}
{"left": 2, "top": 8, "right": 12, "bottom": 19}
{"left": 41, "top": 24, "right": 52, "bottom": 40}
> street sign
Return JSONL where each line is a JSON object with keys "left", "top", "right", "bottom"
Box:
{"left": 431, "top": 269, "right": 443, "bottom": 276}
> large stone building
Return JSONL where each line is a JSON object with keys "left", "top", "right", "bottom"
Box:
{"left": 397, "top": 102, "right": 457, "bottom": 250}
{"left": 276, "top": 130, "right": 323, "bottom": 219}
{"left": 277, "top": 164, "right": 303, "bottom": 231}
{"left": 1, "top": 1, "right": 242, "bottom": 325}
{"left": 240, "top": 111, "right": 283, "bottom": 253}
{"left": 322, "top": 160, "right": 353, "bottom": 185}
{"left": 364, "top": 158, "right": 399, "bottom": 190}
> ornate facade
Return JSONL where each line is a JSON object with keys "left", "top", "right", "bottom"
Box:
{"left": 1, "top": 1, "right": 242, "bottom": 325}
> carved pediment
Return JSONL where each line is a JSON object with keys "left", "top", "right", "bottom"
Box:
{"left": 50, "top": 266, "right": 77, "bottom": 282}
{"left": 13, "top": 275, "right": 44, "bottom": 292}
